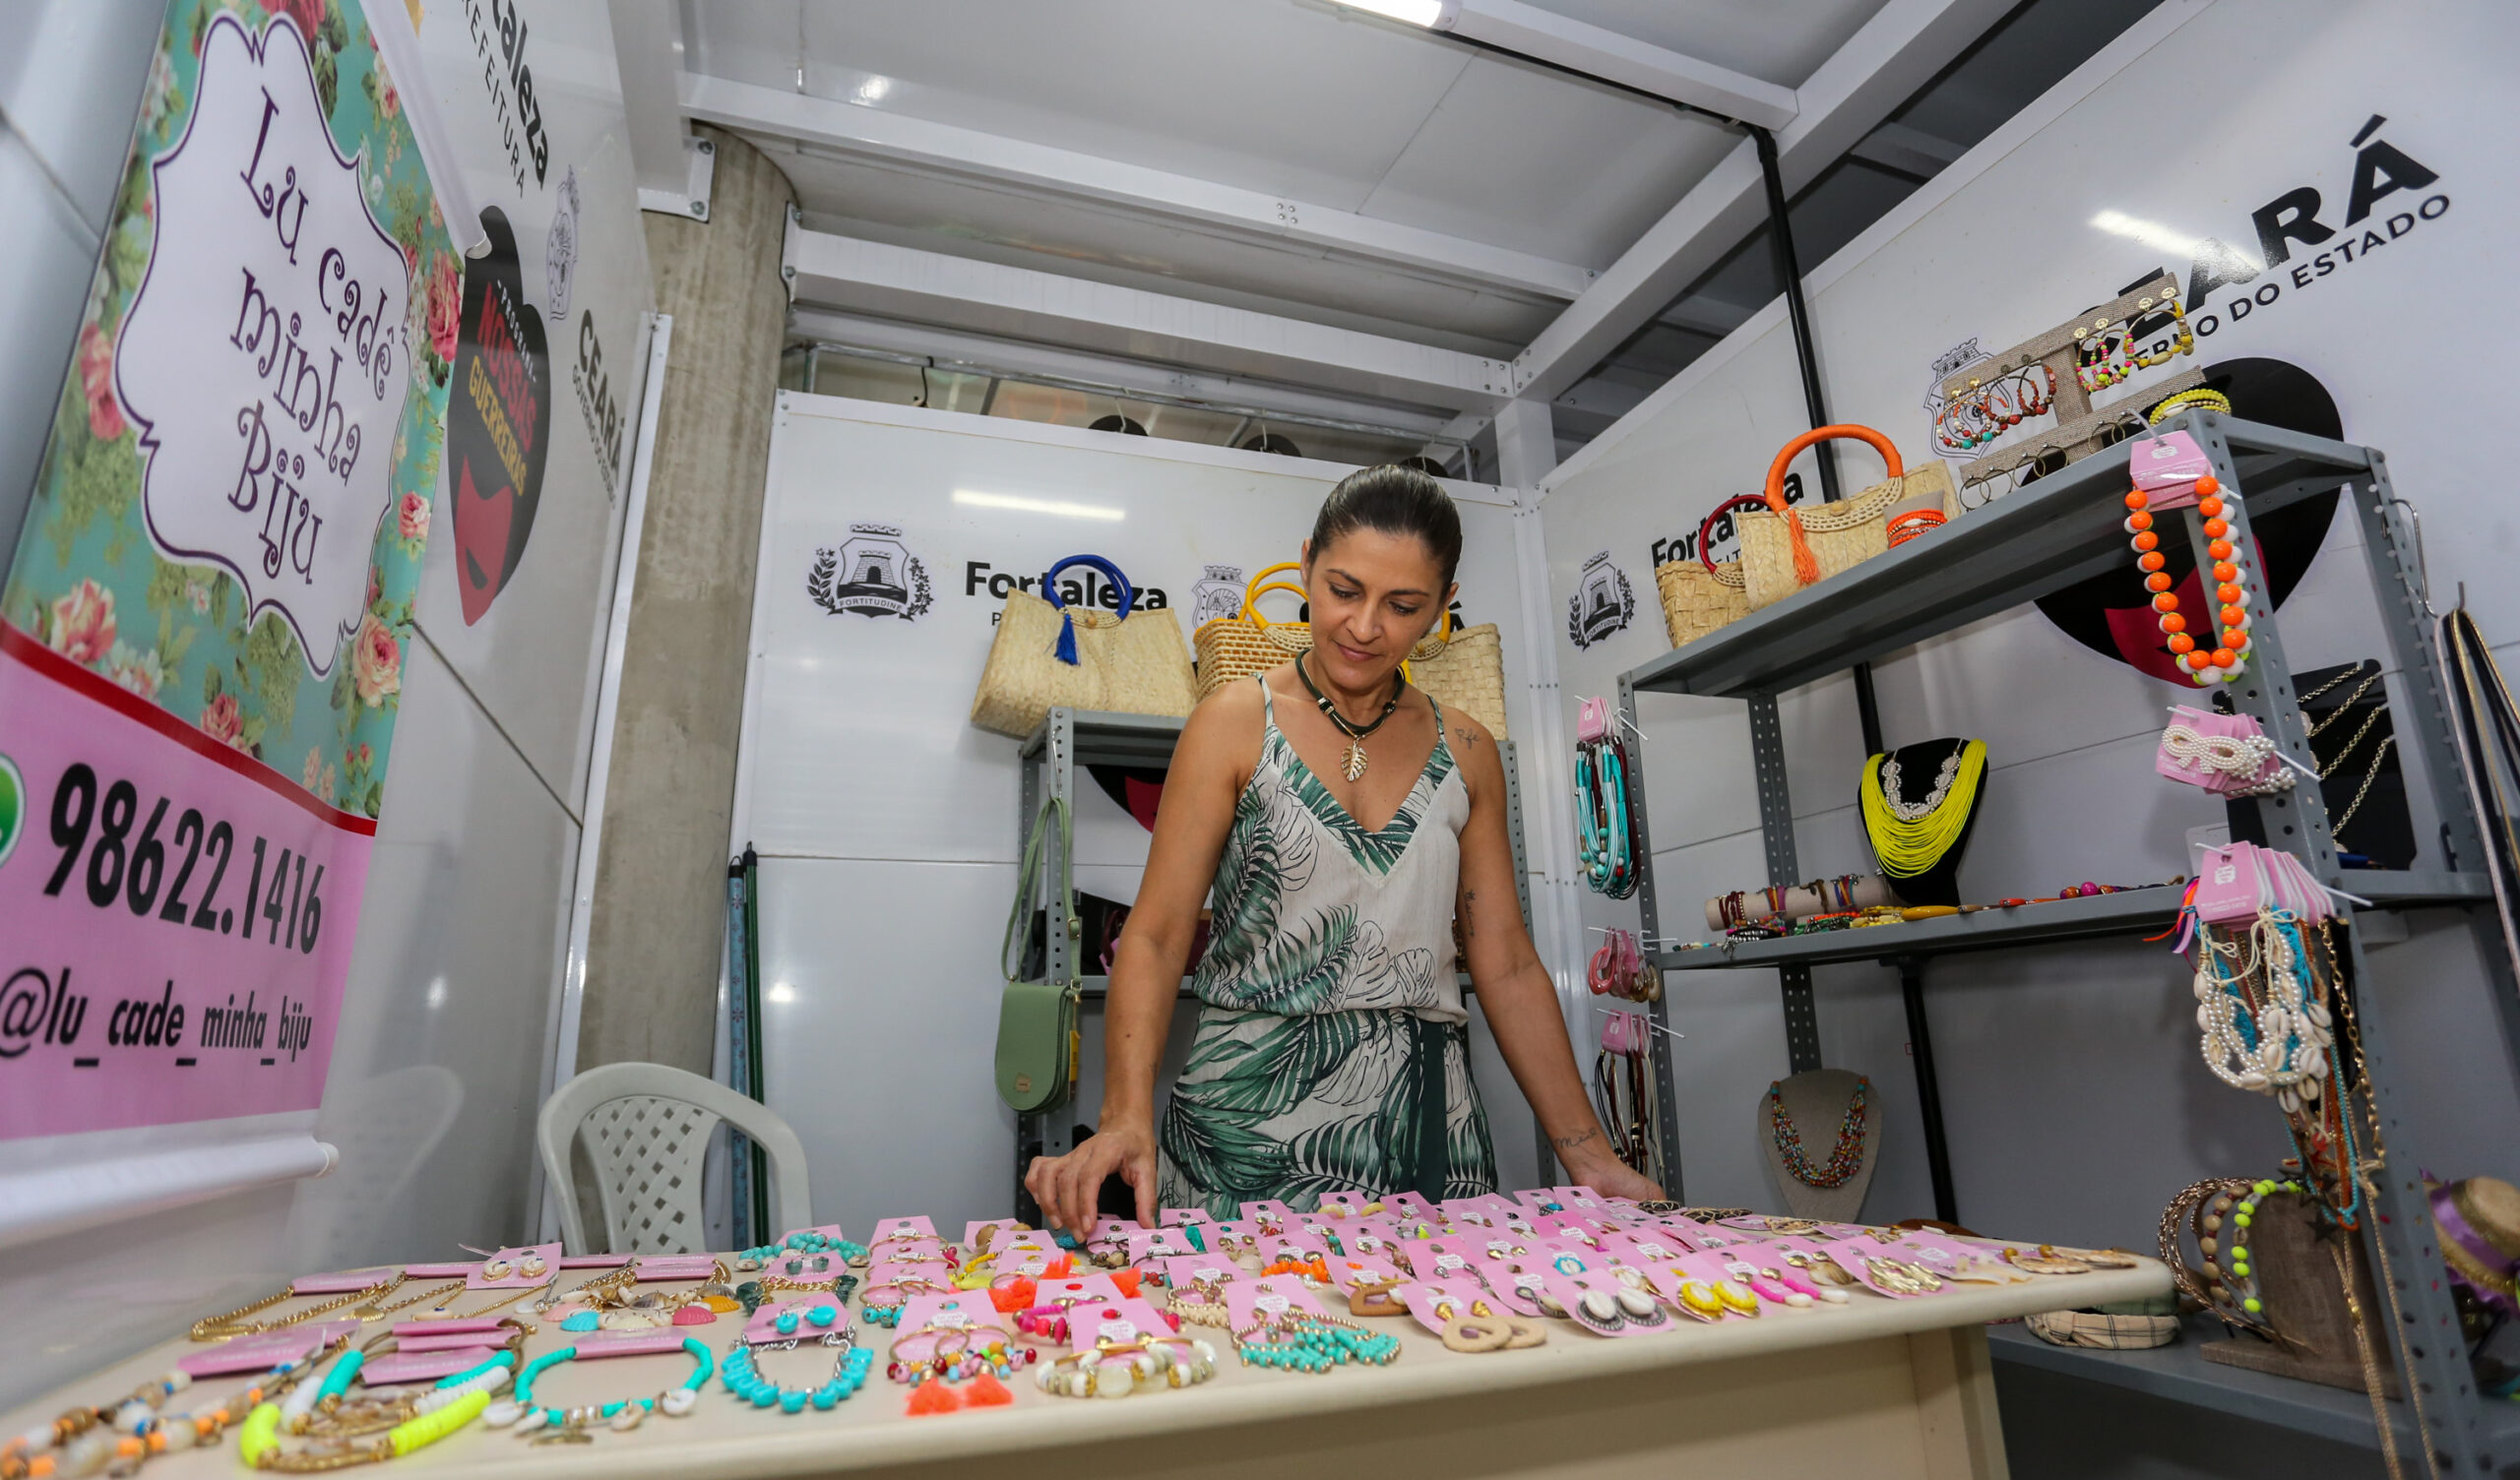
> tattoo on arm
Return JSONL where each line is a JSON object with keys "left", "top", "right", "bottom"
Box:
{"left": 1551, "top": 1127, "right": 1602, "bottom": 1152}
{"left": 1464, "top": 890, "right": 1475, "bottom": 937}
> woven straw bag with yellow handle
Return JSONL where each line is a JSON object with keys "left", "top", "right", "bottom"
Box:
{"left": 1193, "top": 561, "right": 1314, "bottom": 700}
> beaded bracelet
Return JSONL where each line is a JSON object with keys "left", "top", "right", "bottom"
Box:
{"left": 481, "top": 1338, "right": 714, "bottom": 1438}
{"left": 722, "top": 1331, "right": 872, "bottom": 1414}
{"left": 236, "top": 1389, "right": 489, "bottom": 1471}
{"left": 734, "top": 1230, "right": 870, "bottom": 1272}
{"left": 1229, "top": 1313, "right": 1400, "bottom": 1373}
{"left": 1037, "top": 1339, "right": 1217, "bottom": 1398}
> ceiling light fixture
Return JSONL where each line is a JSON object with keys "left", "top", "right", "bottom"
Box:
{"left": 953, "top": 490, "right": 1126, "bottom": 523}
{"left": 1336, "top": 0, "right": 1458, "bottom": 31}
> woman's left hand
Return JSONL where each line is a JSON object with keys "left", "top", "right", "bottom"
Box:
{"left": 1556, "top": 1146, "right": 1664, "bottom": 1202}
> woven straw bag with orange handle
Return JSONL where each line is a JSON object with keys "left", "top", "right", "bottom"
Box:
{"left": 1738, "top": 425, "right": 1907, "bottom": 611}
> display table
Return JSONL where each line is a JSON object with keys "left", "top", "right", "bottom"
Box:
{"left": 2, "top": 1256, "right": 2169, "bottom": 1480}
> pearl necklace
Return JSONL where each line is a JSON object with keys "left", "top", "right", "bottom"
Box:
{"left": 2193, "top": 912, "right": 2333, "bottom": 1110}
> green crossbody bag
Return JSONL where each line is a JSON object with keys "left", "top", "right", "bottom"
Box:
{"left": 996, "top": 796, "right": 1083, "bottom": 1114}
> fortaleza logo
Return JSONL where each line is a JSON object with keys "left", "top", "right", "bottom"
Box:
{"left": 808, "top": 524, "right": 932, "bottom": 620}
{"left": 965, "top": 562, "right": 1170, "bottom": 627}
{"left": 1190, "top": 565, "right": 1246, "bottom": 625}
{"left": 2163, "top": 114, "right": 2447, "bottom": 338}
{"left": 1565, "top": 551, "right": 1635, "bottom": 650}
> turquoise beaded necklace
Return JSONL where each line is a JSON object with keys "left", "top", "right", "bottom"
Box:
{"left": 483, "top": 1337, "right": 715, "bottom": 1438}
{"left": 735, "top": 1230, "right": 871, "bottom": 1271}
{"left": 722, "top": 1327, "right": 872, "bottom": 1414}
{"left": 1231, "top": 1314, "right": 1400, "bottom": 1373}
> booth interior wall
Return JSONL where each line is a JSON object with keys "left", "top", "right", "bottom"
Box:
{"left": 1538, "top": 0, "right": 2520, "bottom": 1253}
{"left": 736, "top": 397, "right": 1549, "bottom": 1233}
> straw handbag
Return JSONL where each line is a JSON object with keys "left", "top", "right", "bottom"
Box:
{"left": 971, "top": 555, "right": 1197, "bottom": 738}
{"left": 1739, "top": 425, "right": 1908, "bottom": 611}
{"left": 1655, "top": 494, "right": 1764, "bottom": 648}
{"left": 1405, "top": 615, "right": 1509, "bottom": 740}
{"left": 1193, "top": 561, "right": 1311, "bottom": 700}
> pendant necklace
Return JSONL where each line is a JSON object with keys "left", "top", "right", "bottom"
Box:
{"left": 1295, "top": 652, "right": 1405, "bottom": 782}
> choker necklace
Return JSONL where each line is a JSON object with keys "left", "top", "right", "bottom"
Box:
{"left": 1295, "top": 652, "right": 1404, "bottom": 781}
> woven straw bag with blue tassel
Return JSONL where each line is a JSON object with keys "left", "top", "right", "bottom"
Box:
{"left": 971, "top": 554, "right": 1198, "bottom": 738}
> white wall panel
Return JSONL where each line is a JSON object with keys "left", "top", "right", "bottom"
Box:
{"left": 737, "top": 396, "right": 1561, "bottom": 1222}
{"left": 1537, "top": 0, "right": 2520, "bottom": 1242}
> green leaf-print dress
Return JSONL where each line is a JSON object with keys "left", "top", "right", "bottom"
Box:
{"left": 1158, "top": 678, "right": 1497, "bottom": 1216}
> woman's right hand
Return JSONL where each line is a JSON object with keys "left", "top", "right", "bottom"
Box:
{"left": 1024, "top": 1119, "right": 1158, "bottom": 1237}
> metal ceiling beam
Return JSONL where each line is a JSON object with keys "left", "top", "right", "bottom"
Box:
{"left": 1436, "top": 0, "right": 1796, "bottom": 131}
{"left": 607, "top": 0, "right": 711, "bottom": 214}
{"left": 788, "top": 308, "right": 1460, "bottom": 438}
{"left": 785, "top": 227, "right": 1513, "bottom": 413}
{"left": 1508, "top": 0, "right": 2016, "bottom": 403}
{"left": 685, "top": 73, "right": 1594, "bottom": 302}
{"left": 1847, "top": 120, "right": 1967, "bottom": 180}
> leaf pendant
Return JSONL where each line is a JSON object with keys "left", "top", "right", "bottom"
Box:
{"left": 1341, "top": 740, "right": 1369, "bottom": 782}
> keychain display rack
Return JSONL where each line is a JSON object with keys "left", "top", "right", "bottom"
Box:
{"left": 1613, "top": 412, "right": 2520, "bottom": 1466}
{"left": 1009, "top": 707, "right": 1544, "bottom": 1217}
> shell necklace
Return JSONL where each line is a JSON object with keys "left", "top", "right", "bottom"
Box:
{"left": 1295, "top": 652, "right": 1405, "bottom": 782}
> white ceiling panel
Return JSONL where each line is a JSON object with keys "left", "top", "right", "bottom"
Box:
{"left": 1361, "top": 52, "right": 1740, "bottom": 267}
{"left": 1515, "top": 0, "right": 1893, "bottom": 87}
{"left": 692, "top": 0, "right": 1479, "bottom": 210}
{"left": 763, "top": 143, "right": 1554, "bottom": 355}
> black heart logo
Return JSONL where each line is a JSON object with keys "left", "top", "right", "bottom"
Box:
{"left": 446, "top": 207, "right": 552, "bottom": 625}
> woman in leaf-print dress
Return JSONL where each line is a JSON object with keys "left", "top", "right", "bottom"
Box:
{"left": 1025, "top": 466, "right": 1662, "bottom": 1233}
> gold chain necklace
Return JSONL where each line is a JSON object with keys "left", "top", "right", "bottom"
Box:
{"left": 191, "top": 1274, "right": 404, "bottom": 1342}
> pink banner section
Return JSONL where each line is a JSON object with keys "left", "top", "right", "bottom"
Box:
{"left": 0, "top": 623, "right": 371, "bottom": 1138}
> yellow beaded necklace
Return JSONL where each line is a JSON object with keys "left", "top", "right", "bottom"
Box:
{"left": 1859, "top": 740, "right": 1986, "bottom": 879}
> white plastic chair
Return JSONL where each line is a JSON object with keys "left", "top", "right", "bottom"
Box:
{"left": 536, "top": 1063, "right": 811, "bottom": 1255}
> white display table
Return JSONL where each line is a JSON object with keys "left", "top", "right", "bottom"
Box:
{"left": 5, "top": 1258, "right": 2171, "bottom": 1480}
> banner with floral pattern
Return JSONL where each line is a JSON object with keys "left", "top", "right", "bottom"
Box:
{"left": 0, "top": 0, "right": 452, "bottom": 1139}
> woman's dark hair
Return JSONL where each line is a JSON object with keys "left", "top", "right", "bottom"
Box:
{"left": 1308, "top": 464, "right": 1463, "bottom": 586}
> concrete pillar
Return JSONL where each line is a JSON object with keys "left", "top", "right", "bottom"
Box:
{"left": 578, "top": 125, "right": 795, "bottom": 1077}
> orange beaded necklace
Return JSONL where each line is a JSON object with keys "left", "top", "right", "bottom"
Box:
{"left": 2123, "top": 473, "right": 2250, "bottom": 686}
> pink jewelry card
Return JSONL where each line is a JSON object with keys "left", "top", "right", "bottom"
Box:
{"left": 1223, "top": 1274, "right": 1325, "bottom": 1326}
{"left": 1476, "top": 1258, "right": 1565, "bottom": 1319}
{"left": 1327, "top": 1255, "right": 1402, "bottom": 1292}
{"left": 866, "top": 1258, "right": 953, "bottom": 1287}
{"left": 1236, "top": 1200, "right": 1295, "bottom": 1227}
{"left": 392, "top": 1318, "right": 503, "bottom": 1337}
{"left": 1254, "top": 1230, "right": 1333, "bottom": 1265}
{"left": 1124, "top": 1226, "right": 1201, "bottom": 1264}
{"left": 1338, "top": 1217, "right": 1404, "bottom": 1264}
{"left": 2128, "top": 429, "right": 2212, "bottom": 510}
{"left": 1294, "top": 1216, "right": 1344, "bottom": 1249}
{"left": 1089, "top": 1215, "right": 1145, "bottom": 1242}
{"left": 870, "top": 1215, "right": 938, "bottom": 1240}
{"left": 559, "top": 1255, "right": 632, "bottom": 1268}
{"left": 361, "top": 1348, "right": 497, "bottom": 1386}
{"left": 963, "top": 1218, "right": 1021, "bottom": 1248}
{"left": 1409, "top": 1237, "right": 1482, "bottom": 1283}
{"left": 291, "top": 1265, "right": 402, "bottom": 1294}
{"left": 1382, "top": 1191, "right": 1438, "bottom": 1220}
{"left": 1313, "top": 1192, "right": 1377, "bottom": 1218}
{"left": 1033, "top": 1272, "right": 1129, "bottom": 1308}
{"left": 1064, "top": 1296, "right": 1175, "bottom": 1353}
{"left": 1159, "top": 1255, "right": 1241, "bottom": 1295}
{"left": 177, "top": 1322, "right": 362, "bottom": 1376}
{"left": 1616, "top": 1228, "right": 1697, "bottom": 1264}
{"left": 393, "top": 1326, "right": 512, "bottom": 1354}
{"left": 633, "top": 1256, "right": 718, "bottom": 1282}
{"left": 1548, "top": 1186, "right": 1608, "bottom": 1209}
{"left": 1397, "top": 1275, "right": 1490, "bottom": 1336}
{"left": 404, "top": 1262, "right": 479, "bottom": 1279}
{"left": 1202, "top": 1218, "right": 1258, "bottom": 1255}
{"left": 1469, "top": 1230, "right": 1542, "bottom": 1263}
{"left": 1160, "top": 1206, "right": 1212, "bottom": 1225}
{"left": 574, "top": 1329, "right": 691, "bottom": 1360}
{"left": 1814, "top": 1236, "right": 1933, "bottom": 1298}
{"left": 468, "top": 1243, "right": 559, "bottom": 1290}
{"left": 893, "top": 1292, "right": 1006, "bottom": 1337}
{"left": 994, "top": 1246, "right": 1067, "bottom": 1280}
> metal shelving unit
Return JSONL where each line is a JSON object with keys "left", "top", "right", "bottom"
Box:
{"left": 1012, "top": 707, "right": 1541, "bottom": 1216}
{"left": 1615, "top": 411, "right": 2519, "bottom": 1471}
